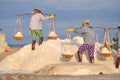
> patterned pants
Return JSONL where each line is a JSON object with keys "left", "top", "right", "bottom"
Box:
{"left": 31, "top": 30, "right": 43, "bottom": 41}
{"left": 78, "top": 44, "right": 95, "bottom": 58}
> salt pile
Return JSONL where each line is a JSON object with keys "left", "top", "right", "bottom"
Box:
{"left": 48, "top": 31, "right": 58, "bottom": 39}
{"left": 0, "top": 36, "right": 119, "bottom": 75}
{"left": 36, "top": 63, "right": 114, "bottom": 75}
{"left": 48, "top": 31, "right": 57, "bottom": 37}
{"left": 63, "top": 50, "right": 73, "bottom": 55}
{"left": 14, "top": 32, "right": 23, "bottom": 37}
{"left": 100, "top": 47, "right": 112, "bottom": 54}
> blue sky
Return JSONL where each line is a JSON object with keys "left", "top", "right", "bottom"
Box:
{"left": 0, "top": 0, "right": 120, "bottom": 45}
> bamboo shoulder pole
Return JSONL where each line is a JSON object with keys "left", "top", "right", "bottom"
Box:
{"left": 0, "top": 33, "right": 6, "bottom": 53}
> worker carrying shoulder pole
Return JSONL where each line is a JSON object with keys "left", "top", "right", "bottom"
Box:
{"left": 66, "top": 19, "right": 96, "bottom": 63}
{"left": 112, "top": 24, "right": 120, "bottom": 69}
{"left": 29, "top": 8, "right": 55, "bottom": 50}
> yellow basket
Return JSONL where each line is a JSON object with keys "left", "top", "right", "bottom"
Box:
{"left": 62, "top": 54, "right": 73, "bottom": 59}
{"left": 14, "top": 36, "right": 23, "bottom": 41}
{"left": 100, "top": 53, "right": 111, "bottom": 57}
{"left": 100, "top": 45, "right": 112, "bottom": 57}
{"left": 48, "top": 36, "right": 57, "bottom": 40}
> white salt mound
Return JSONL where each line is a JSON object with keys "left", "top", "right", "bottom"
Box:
{"left": 63, "top": 50, "right": 73, "bottom": 55}
{"left": 72, "top": 36, "right": 84, "bottom": 44}
{"left": 48, "top": 31, "right": 57, "bottom": 37}
{"left": 100, "top": 47, "right": 112, "bottom": 54}
{"left": 0, "top": 36, "right": 119, "bottom": 75}
{"left": 36, "top": 63, "right": 114, "bottom": 75}
{"left": 14, "top": 32, "right": 23, "bottom": 37}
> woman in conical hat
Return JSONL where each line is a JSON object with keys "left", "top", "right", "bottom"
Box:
{"left": 30, "top": 9, "right": 54, "bottom": 50}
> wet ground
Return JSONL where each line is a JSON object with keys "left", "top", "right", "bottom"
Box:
{"left": 0, "top": 73, "right": 120, "bottom": 80}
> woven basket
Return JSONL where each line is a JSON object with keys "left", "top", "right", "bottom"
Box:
{"left": 62, "top": 54, "right": 73, "bottom": 59}
{"left": 14, "top": 36, "right": 23, "bottom": 41}
{"left": 101, "top": 53, "right": 111, "bottom": 57}
{"left": 48, "top": 36, "right": 57, "bottom": 40}
{"left": 100, "top": 46, "right": 112, "bottom": 57}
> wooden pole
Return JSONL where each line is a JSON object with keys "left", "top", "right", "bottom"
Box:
{"left": 0, "top": 33, "right": 6, "bottom": 53}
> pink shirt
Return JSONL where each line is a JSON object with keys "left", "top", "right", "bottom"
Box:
{"left": 30, "top": 13, "right": 49, "bottom": 30}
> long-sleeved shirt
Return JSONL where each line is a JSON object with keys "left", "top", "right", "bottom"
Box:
{"left": 30, "top": 13, "right": 49, "bottom": 30}
{"left": 74, "top": 27, "right": 96, "bottom": 45}
{"left": 113, "top": 30, "right": 120, "bottom": 48}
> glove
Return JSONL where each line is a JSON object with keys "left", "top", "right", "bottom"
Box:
{"left": 66, "top": 28, "right": 74, "bottom": 33}
{"left": 29, "top": 30, "right": 32, "bottom": 34}
{"left": 111, "top": 41, "right": 115, "bottom": 45}
{"left": 49, "top": 14, "right": 55, "bottom": 19}
{"left": 109, "top": 41, "right": 114, "bottom": 46}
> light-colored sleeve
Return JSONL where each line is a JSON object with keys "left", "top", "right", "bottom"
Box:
{"left": 40, "top": 13, "right": 50, "bottom": 21}
{"left": 74, "top": 27, "right": 85, "bottom": 34}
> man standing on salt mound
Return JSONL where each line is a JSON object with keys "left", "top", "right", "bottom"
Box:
{"left": 67, "top": 19, "right": 96, "bottom": 63}
{"left": 112, "top": 24, "right": 120, "bottom": 69}
{"left": 29, "top": 9, "right": 54, "bottom": 50}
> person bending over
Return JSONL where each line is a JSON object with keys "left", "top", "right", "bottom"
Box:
{"left": 67, "top": 19, "right": 96, "bottom": 63}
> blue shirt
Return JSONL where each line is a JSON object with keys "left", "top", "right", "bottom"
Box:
{"left": 113, "top": 30, "right": 120, "bottom": 48}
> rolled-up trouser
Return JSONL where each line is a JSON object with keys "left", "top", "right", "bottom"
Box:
{"left": 115, "top": 56, "right": 120, "bottom": 69}
{"left": 78, "top": 44, "right": 95, "bottom": 58}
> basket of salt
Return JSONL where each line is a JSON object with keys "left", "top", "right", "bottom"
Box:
{"left": 14, "top": 15, "right": 23, "bottom": 41}
{"left": 48, "top": 31, "right": 57, "bottom": 40}
{"left": 62, "top": 50, "right": 73, "bottom": 58}
{"left": 61, "top": 38, "right": 74, "bottom": 59}
{"left": 14, "top": 32, "right": 23, "bottom": 41}
{"left": 100, "top": 46, "right": 112, "bottom": 57}
{"left": 99, "top": 28, "right": 112, "bottom": 57}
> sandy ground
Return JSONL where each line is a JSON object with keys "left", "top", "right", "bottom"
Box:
{"left": 0, "top": 47, "right": 120, "bottom": 80}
